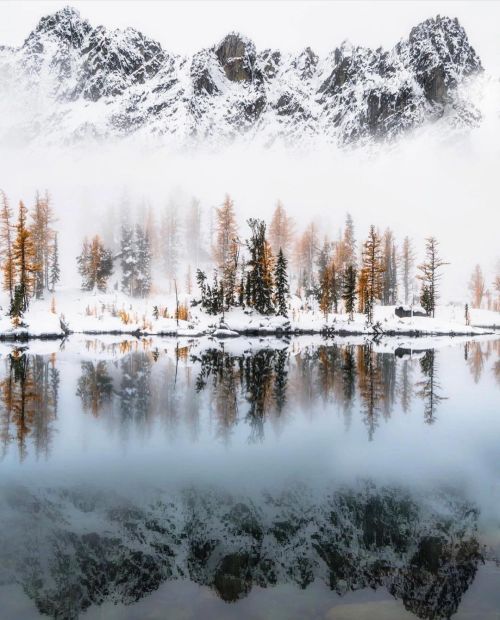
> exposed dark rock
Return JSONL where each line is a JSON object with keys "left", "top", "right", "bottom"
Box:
{"left": 0, "top": 483, "right": 482, "bottom": 618}
{"left": 1, "top": 9, "right": 484, "bottom": 145}
{"left": 215, "top": 33, "right": 256, "bottom": 82}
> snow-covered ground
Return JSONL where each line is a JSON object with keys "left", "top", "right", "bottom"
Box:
{"left": 0, "top": 288, "right": 498, "bottom": 340}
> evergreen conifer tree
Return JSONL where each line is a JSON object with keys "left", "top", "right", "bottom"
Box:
{"left": 274, "top": 248, "right": 289, "bottom": 317}
{"left": 30, "top": 192, "right": 55, "bottom": 298}
{"left": 77, "top": 236, "right": 113, "bottom": 292}
{"left": 120, "top": 223, "right": 136, "bottom": 295}
{"left": 381, "top": 228, "right": 398, "bottom": 305}
{"left": 361, "top": 225, "right": 384, "bottom": 324}
{"left": 342, "top": 264, "right": 357, "bottom": 320}
{"left": 246, "top": 218, "right": 274, "bottom": 315}
{"left": 49, "top": 232, "right": 60, "bottom": 292}
{"left": 196, "top": 269, "right": 208, "bottom": 307}
{"left": 11, "top": 201, "right": 39, "bottom": 316}
{"left": 0, "top": 191, "right": 15, "bottom": 305}
{"left": 135, "top": 225, "right": 152, "bottom": 298}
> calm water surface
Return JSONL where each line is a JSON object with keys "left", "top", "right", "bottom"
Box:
{"left": 0, "top": 335, "right": 499, "bottom": 619}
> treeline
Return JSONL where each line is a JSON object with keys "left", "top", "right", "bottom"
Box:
{"left": 0, "top": 192, "right": 59, "bottom": 324}
{"left": 77, "top": 194, "right": 460, "bottom": 322}
{"left": 193, "top": 197, "right": 450, "bottom": 322}
{"left": 3, "top": 190, "right": 499, "bottom": 325}
{"left": 468, "top": 264, "right": 500, "bottom": 312}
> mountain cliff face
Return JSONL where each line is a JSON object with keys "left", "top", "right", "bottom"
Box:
{"left": 0, "top": 483, "right": 481, "bottom": 619}
{"left": 0, "top": 6, "right": 483, "bottom": 146}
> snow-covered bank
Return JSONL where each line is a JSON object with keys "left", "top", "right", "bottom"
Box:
{"left": 0, "top": 289, "right": 498, "bottom": 341}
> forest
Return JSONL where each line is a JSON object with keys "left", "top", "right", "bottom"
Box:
{"left": 0, "top": 191, "right": 499, "bottom": 329}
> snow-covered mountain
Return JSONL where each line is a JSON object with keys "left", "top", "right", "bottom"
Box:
{"left": 0, "top": 6, "right": 483, "bottom": 147}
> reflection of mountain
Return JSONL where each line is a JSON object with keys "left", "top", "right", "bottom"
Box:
{"left": 0, "top": 483, "right": 480, "bottom": 619}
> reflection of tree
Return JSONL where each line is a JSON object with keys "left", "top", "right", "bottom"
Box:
{"left": 274, "top": 349, "right": 288, "bottom": 416}
{"left": 119, "top": 354, "right": 153, "bottom": 437}
{"left": 399, "top": 358, "right": 414, "bottom": 413}
{"left": 489, "top": 340, "right": 500, "bottom": 386}
{"left": 357, "top": 344, "right": 384, "bottom": 441}
{"left": 195, "top": 349, "right": 239, "bottom": 442}
{"left": 465, "top": 341, "right": 487, "bottom": 384}
{"left": 341, "top": 346, "right": 356, "bottom": 429}
{"left": 316, "top": 347, "right": 340, "bottom": 403}
{"left": 184, "top": 366, "right": 200, "bottom": 441}
{"left": 195, "top": 347, "right": 289, "bottom": 443}
{"left": 417, "top": 350, "right": 446, "bottom": 424}
{"left": 293, "top": 348, "right": 316, "bottom": 412}
{"left": 494, "top": 360, "right": 500, "bottom": 386}
{"left": 76, "top": 361, "right": 113, "bottom": 417}
{"left": 0, "top": 351, "right": 58, "bottom": 461}
{"left": 215, "top": 352, "right": 239, "bottom": 443}
{"left": 380, "top": 354, "right": 397, "bottom": 420}
{"left": 50, "top": 354, "right": 60, "bottom": 413}
{"left": 194, "top": 343, "right": 435, "bottom": 442}
{"left": 31, "top": 355, "right": 59, "bottom": 459}
{"left": 244, "top": 350, "right": 275, "bottom": 443}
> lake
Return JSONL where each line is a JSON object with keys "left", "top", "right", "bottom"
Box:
{"left": 0, "top": 335, "right": 499, "bottom": 619}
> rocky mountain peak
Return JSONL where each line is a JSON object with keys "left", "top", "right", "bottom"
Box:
{"left": 26, "top": 5, "right": 91, "bottom": 48}
{"left": 215, "top": 32, "right": 256, "bottom": 82}
{"left": 294, "top": 47, "right": 318, "bottom": 79}
{"left": 406, "top": 15, "right": 482, "bottom": 104}
{"left": 0, "top": 8, "right": 485, "bottom": 147}
{"left": 76, "top": 25, "right": 166, "bottom": 101}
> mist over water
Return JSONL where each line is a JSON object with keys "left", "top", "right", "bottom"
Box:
{"left": 0, "top": 335, "right": 499, "bottom": 618}
{"left": 0, "top": 336, "right": 499, "bottom": 502}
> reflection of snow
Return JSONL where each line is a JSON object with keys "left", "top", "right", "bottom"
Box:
{"left": 0, "top": 481, "right": 481, "bottom": 618}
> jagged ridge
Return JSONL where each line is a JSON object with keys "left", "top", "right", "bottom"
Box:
{"left": 0, "top": 483, "right": 481, "bottom": 618}
{"left": 0, "top": 6, "right": 483, "bottom": 146}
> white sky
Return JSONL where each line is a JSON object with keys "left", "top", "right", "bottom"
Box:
{"left": 1, "top": 1, "right": 499, "bottom": 72}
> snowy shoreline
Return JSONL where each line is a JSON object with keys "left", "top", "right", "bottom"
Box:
{"left": 0, "top": 321, "right": 494, "bottom": 342}
{"left": 0, "top": 291, "right": 497, "bottom": 342}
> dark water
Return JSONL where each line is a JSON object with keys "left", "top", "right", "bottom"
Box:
{"left": 0, "top": 336, "right": 499, "bottom": 619}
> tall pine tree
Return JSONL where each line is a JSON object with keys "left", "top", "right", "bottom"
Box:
{"left": 30, "top": 192, "right": 55, "bottom": 298}
{"left": 342, "top": 264, "right": 357, "bottom": 320}
{"left": 269, "top": 201, "right": 294, "bottom": 257}
{"left": 11, "top": 201, "right": 39, "bottom": 317}
{"left": 214, "top": 195, "right": 239, "bottom": 309}
{"left": 274, "top": 248, "right": 289, "bottom": 317}
{"left": 361, "top": 225, "right": 384, "bottom": 324}
{"left": 400, "top": 236, "right": 415, "bottom": 305}
{"left": 135, "top": 225, "right": 152, "bottom": 298}
{"left": 120, "top": 223, "right": 136, "bottom": 295}
{"left": 162, "top": 200, "right": 180, "bottom": 290}
{"left": 417, "top": 236, "right": 448, "bottom": 317}
{"left": 246, "top": 219, "right": 274, "bottom": 315}
{"left": 0, "top": 191, "right": 15, "bottom": 305}
{"left": 77, "top": 236, "right": 113, "bottom": 292}
{"left": 381, "top": 228, "right": 398, "bottom": 305}
{"left": 49, "top": 232, "right": 60, "bottom": 292}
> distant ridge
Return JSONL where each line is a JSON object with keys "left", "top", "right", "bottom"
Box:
{"left": 0, "top": 6, "right": 483, "bottom": 146}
